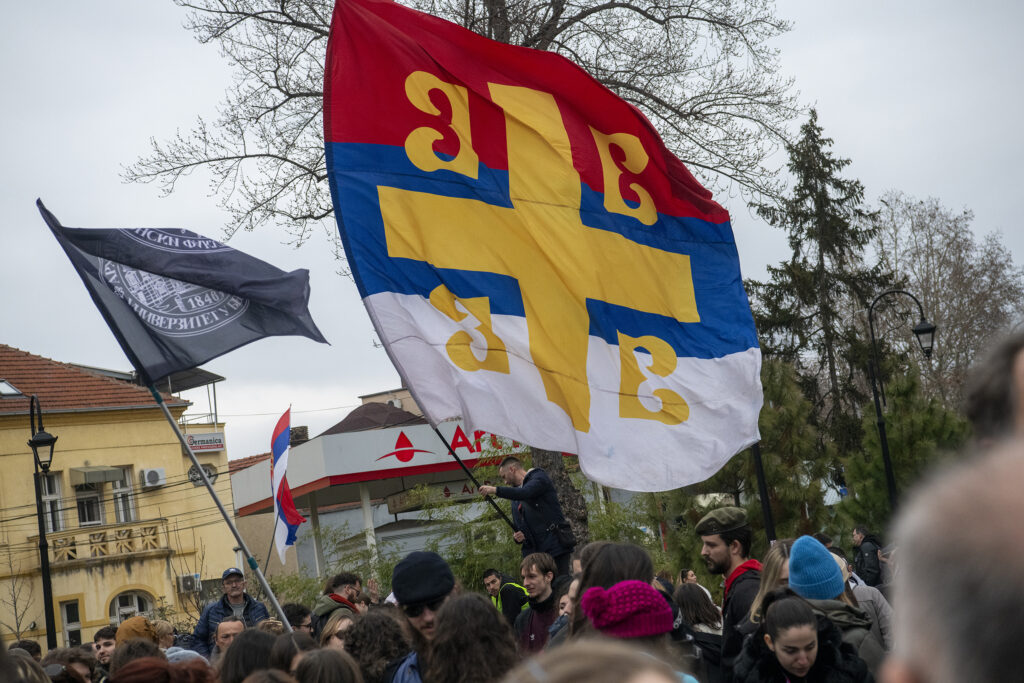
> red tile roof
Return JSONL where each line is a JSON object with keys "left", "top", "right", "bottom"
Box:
{"left": 0, "top": 344, "right": 187, "bottom": 416}
{"left": 228, "top": 452, "right": 271, "bottom": 474}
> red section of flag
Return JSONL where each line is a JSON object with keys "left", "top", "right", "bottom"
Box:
{"left": 323, "top": 0, "right": 728, "bottom": 223}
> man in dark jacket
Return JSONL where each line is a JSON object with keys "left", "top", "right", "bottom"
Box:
{"left": 514, "top": 552, "right": 560, "bottom": 654}
{"left": 852, "top": 526, "right": 882, "bottom": 587}
{"left": 479, "top": 456, "right": 574, "bottom": 576}
{"left": 191, "top": 567, "right": 270, "bottom": 656}
{"left": 483, "top": 568, "right": 529, "bottom": 626}
{"left": 696, "top": 506, "right": 761, "bottom": 679}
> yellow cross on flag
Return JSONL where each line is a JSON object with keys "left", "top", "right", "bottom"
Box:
{"left": 324, "top": 0, "right": 763, "bottom": 491}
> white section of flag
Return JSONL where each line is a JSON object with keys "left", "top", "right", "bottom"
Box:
{"left": 366, "top": 291, "right": 761, "bottom": 491}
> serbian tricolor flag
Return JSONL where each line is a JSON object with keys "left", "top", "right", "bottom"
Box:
{"left": 324, "top": 0, "right": 763, "bottom": 491}
{"left": 271, "top": 408, "right": 306, "bottom": 563}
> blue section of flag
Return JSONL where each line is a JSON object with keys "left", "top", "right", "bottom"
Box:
{"left": 326, "top": 142, "right": 758, "bottom": 359}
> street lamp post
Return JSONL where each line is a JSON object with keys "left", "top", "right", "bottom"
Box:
{"left": 867, "top": 290, "right": 937, "bottom": 512}
{"left": 28, "top": 395, "right": 58, "bottom": 650}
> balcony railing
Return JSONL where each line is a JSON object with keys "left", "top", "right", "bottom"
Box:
{"left": 31, "top": 518, "right": 172, "bottom": 568}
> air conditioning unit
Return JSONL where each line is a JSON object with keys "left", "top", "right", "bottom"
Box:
{"left": 387, "top": 398, "right": 403, "bottom": 409}
{"left": 139, "top": 468, "right": 167, "bottom": 489}
{"left": 177, "top": 573, "right": 202, "bottom": 593}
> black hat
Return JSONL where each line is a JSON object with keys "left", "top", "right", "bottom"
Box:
{"left": 694, "top": 507, "right": 749, "bottom": 536}
{"left": 222, "top": 567, "right": 244, "bottom": 580}
{"left": 391, "top": 551, "right": 455, "bottom": 606}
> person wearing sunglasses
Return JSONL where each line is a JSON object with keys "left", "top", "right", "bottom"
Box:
{"left": 384, "top": 551, "right": 456, "bottom": 683}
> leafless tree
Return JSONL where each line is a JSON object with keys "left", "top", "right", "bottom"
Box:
{"left": 874, "top": 190, "right": 1024, "bottom": 409}
{"left": 0, "top": 549, "right": 37, "bottom": 641}
{"left": 125, "top": 0, "right": 798, "bottom": 247}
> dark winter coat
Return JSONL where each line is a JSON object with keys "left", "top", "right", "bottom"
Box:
{"left": 490, "top": 575, "right": 529, "bottom": 627}
{"left": 804, "top": 599, "right": 885, "bottom": 676}
{"left": 514, "top": 591, "right": 559, "bottom": 654}
{"left": 733, "top": 614, "right": 873, "bottom": 683}
{"left": 191, "top": 593, "right": 270, "bottom": 656}
{"left": 853, "top": 534, "right": 883, "bottom": 587}
{"left": 722, "top": 563, "right": 762, "bottom": 676}
{"left": 497, "top": 468, "right": 573, "bottom": 559}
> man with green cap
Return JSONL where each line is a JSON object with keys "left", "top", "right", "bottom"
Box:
{"left": 695, "top": 506, "right": 761, "bottom": 676}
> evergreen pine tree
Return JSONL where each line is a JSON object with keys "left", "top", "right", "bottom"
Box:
{"left": 840, "top": 367, "right": 969, "bottom": 534}
{"left": 750, "top": 109, "right": 894, "bottom": 454}
{"left": 665, "top": 359, "right": 832, "bottom": 566}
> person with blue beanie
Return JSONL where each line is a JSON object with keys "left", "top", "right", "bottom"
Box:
{"left": 787, "top": 536, "right": 884, "bottom": 676}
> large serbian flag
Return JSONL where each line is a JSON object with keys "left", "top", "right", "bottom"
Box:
{"left": 324, "top": 0, "right": 763, "bottom": 491}
{"left": 271, "top": 409, "right": 306, "bottom": 563}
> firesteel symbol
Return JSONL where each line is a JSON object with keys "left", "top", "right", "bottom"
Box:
{"left": 377, "top": 431, "right": 433, "bottom": 462}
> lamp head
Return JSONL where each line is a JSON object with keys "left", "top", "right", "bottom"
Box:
{"left": 29, "top": 428, "right": 58, "bottom": 471}
{"left": 913, "top": 318, "right": 937, "bottom": 358}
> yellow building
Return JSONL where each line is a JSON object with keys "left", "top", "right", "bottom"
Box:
{"left": 0, "top": 344, "right": 239, "bottom": 650}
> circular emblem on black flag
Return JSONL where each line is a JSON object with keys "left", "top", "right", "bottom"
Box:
{"left": 101, "top": 260, "right": 250, "bottom": 338}
{"left": 124, "top": 228, "right": 233, "bottom": 253}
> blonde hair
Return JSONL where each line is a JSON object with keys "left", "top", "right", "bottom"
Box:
{"left": 152, "top": 619, "right": 174, "bottom": 639}
{"left": 319, "top": 610, "right": 358, "bottom": 648}
{"left": 749, "top": 539, "right": 793, "bottom": 623}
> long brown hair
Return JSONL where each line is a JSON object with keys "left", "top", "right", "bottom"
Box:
{"left": 673, "top": 583, "right": 722, "bottom": 630}
{"left": 570, "top": 542, "right": 653, "bottom": 637}
{"left": 422, "top": 593, "right": 517, "bottom": 683}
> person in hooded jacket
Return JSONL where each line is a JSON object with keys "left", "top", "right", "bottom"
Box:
{"left": 788, "top": 536, "right": 885, "bottom": 676}
{"left": 311, "top": 572, "right": 362, "bottom": 639}
{"left": 733, "top": 588, "right": 873, "bottom": 683}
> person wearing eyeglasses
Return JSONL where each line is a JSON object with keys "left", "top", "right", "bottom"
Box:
{"left": 282, "top": 602, "right": 314, "bottom": 635}
{"left": 384, "top": 551, "right": 456, "bottom": 683}
{"left": 191, "top": 567, "right": 270, "bottom": 657}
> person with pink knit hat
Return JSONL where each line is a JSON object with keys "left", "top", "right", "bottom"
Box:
{"left": 579, "top": 579, "right": 699, "bottom": 683}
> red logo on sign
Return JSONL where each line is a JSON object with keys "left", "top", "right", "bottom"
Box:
{"left": 377, "top": 431, "right": 433, "bottom": 462}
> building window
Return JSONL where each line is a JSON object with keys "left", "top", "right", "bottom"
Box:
{"left": 109, "top": 591, "right": 153, "bottom": 625}
{"left": 75, "top": 483, "right": 104, "bottom": 527}
{"left": 40, "top": 473, "right": 63, "bottom": 533}
{"left": 112, "top": 468, "right": 135, "bottom": 523}
{"left": 60, "top": 600, "right": 82, "bottom": 647}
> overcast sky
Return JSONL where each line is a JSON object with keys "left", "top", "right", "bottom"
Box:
{"left": 2, "top": 1, "right": 1020, "bottom": 460}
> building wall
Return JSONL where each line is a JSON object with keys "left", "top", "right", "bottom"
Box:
{"left": 0, "top": 409, "right": 237, "bottom": 649}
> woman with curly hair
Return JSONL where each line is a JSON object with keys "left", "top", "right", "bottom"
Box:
{"left": 422, "top": 593, "right": 518, "bottom": 683}
{"left": 342, "top": 610, "right": 410, "bottom": 683}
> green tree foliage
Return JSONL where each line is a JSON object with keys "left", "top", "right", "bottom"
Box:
{"left": 664, "top": 359, "right": 833, "bottom": 577}
{"left": 750, "top": 109, "right": 894, "bottom": 453}
{"left": 839, "top": 369, "right": 969, "bottom": 535}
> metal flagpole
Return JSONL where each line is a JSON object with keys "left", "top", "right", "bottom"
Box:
{"left": 430, "top": 425, "right": 517, "bottom": 530}
{"left": 750, "top": 442, "right": 777, "bottom": 543}
{"left": 148, "top": 386, "right": 293, "bottom": 633}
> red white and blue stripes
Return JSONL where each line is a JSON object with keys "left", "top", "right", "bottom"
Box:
{"left": 272, "top": 408, "right": 306, "bottom": 563}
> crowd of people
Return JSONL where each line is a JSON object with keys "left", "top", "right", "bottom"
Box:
{"left": 0, "top": 509, "right": 902, "bottom": 683}
{"left": 8, "top": 332, "right": 1024, "bottom": 683}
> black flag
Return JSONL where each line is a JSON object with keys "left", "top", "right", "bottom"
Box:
{"left": 38, "top": 200, "right": 327, "bottom": 384}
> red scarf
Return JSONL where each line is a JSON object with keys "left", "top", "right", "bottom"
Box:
{"left": 328, "top": 594, "right": 358, "bottom": 611}
{"left": 724, "top": 558, "right": 762, "bottom": 600}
